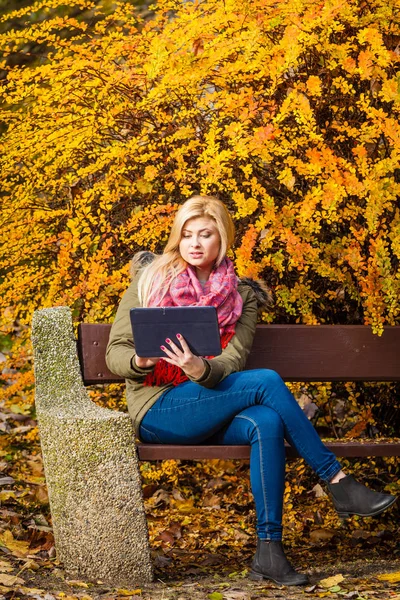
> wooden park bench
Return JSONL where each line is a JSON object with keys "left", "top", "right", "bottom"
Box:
{"left": 32, "top": 307, "right": 400, "bottom": 587}
{"left": 79, "top": 322, "right": 400, "bottom": 460}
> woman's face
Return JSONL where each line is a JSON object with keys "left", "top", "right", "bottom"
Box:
{"left": 179, "top": 216, "right": 221, "bottom": 279}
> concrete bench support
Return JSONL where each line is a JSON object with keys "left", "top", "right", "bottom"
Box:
{"left": 32, "top": 307, "right": 153, "bottom": 586}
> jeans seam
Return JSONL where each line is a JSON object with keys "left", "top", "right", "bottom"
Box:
{"left": 260, "top": 386, "right": 313, "bottom": 468}
{"left": 320, "top": 464, "right": 342, "bottom": 482}
{"left": 148, "top": 390, "right": 259, "bottom": 412}
{"left": 235, "top": 414, "right": 271, "bottom": 541}
{"left": 140, "top": 424, "right": 162, "bottom": 444}
{"left": 260, "top": 384, "right": 340, "bottom": 479}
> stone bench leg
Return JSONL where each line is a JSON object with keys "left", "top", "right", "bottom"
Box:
{"left": 32, "top": 307, "right": 153, "bottom": 586}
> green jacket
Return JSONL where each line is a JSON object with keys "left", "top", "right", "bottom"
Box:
{"left": 105, "top": 277, "right": 258, "bottom": 435}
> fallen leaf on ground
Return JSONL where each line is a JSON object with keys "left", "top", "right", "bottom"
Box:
{"left": 0, "top": 491, "right": 16, "bottom": 501}
{"left": 66, "top": 580, "right": 89, "bottom": 588}
{"left": 18, "top": 586, "right": 49, "bottom": 596}
{"left": 0, "top": 530, "right": 30, "bottom": 557}
{"left": 115, "top": 589, "right": 142, "bottom": 596}
{"left": 228, "top": 569, "right": 248, "bottom": 579}
{"left": 33, "top": 485, "right": 49, "bottom": 504}
{"left": 311, "top": 483, "right": 326, "bottom": 498}
{"left": 203, "top": 493, "right": 221, "bottom": 508}
{"left": 0, "top": 573, "right": 25, "bottom": 586}
{"left": 0, "top": 477, "right": 15, "bottom": 486}
{"left": 377, "top": 571, "right": 400, "bottom": 583}
{"left": 232, "top": 528, "right": 250, "bottom": 542}
{"left": 206, "top": 477, "right": 229, "bottom": 490}
{"left": 27, "top": 457, "right": 44, "bottom": 477}
{"left": 156, "top": 530, "right": 175, "bottom": 545}
{"left": 310, "top": 528, "right": 337, "bottom": 543}
{"left": 172, "top": 498, "right": 195, "bottom": 512}
{"left": 224, "top": 591, "right": 249, "bottom": 600}
{"left": 208, "top": 593, "right": 223, "bottom": 600}
{"left": 319, "top": 574, "right": 344, "bottom": 588}
{"left": 0, "top": 560, "right": 13, "bottom": 573}
{"left": 23, "top": 558, "right": 41, "bottom": 570}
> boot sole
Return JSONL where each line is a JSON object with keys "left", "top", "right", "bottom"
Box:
{"left": 249, "top": 570, "right": 309, "bottom": 586}
{"left": 338, "top": 495, "right": 397, "bottom": 519}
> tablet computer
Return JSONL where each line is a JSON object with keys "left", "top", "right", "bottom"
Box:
{"left": 130, "top": 306, "right": 222, "bottom": 357}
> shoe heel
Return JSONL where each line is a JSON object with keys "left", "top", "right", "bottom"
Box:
{"left": 249, "top": 571, "right": 264, "bottom": 581}
{"left": 338, "top": 512, "right": 350, "bottom": 519}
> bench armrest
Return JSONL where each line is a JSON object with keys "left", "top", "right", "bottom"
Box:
{"left": 32, "top": 307, "right": 124, "bottom": 419}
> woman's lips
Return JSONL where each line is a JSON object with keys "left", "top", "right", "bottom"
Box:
{"left": 190, "top": 253, "right": 203, "bottom": 257}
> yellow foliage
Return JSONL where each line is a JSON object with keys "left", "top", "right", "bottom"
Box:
{"left": 0, "top": 0, "right": 399, "bottom": 420}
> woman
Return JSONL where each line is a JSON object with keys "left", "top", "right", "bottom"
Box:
{"left": 106, "top": 195, "right": 396, "bottom": 586}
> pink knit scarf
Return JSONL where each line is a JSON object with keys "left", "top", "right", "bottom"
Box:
{"left": 143, "top": 257, "right": 243, "bottom": 387}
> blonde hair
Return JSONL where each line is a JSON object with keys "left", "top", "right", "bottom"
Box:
{"left": 134, "top": 196, "right": 235, "bottom": 306}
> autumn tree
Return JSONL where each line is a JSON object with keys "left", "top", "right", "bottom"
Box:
{"left": 1, "top": 0, "right": 400, "bottom": 434}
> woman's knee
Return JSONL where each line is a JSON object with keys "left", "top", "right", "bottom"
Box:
{"left": 236, "top": 405, "right": 284, "bottom": 442}
{"left": 256, "top": 369, "right": 286, "bottom": 391}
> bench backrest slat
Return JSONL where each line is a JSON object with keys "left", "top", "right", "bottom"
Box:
{"left": 78, "top": 324, "right": 400, "bottom": 385}
{"left": 246, "top": 325, "right": 400, "bottom": 381}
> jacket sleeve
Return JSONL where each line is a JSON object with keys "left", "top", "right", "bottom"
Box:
{"left": 187, "top": 283, "right": 258, "bottom": 388}
{"left": 105, "top": 278, "right": 155, "bottom": 380}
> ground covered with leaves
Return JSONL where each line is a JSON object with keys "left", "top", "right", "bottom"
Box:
{"left": 1, "top": 397, "right": 399, "bottom": 600}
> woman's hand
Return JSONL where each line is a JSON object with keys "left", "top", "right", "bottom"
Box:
{"left": 134, "top": 356, "right": 160, "bottom": 369}
{"left": 161, "top": 334, "right": 206, "bottom": 380}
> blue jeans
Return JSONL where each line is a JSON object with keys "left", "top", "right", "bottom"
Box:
{"left": 139, "top": 369, "right": 341, "bottom": 540}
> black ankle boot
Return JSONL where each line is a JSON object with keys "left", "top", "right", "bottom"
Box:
{"left": 249, "top": 540, "right": 309, "bottom": 586}
{"left": 327, "top": 475, "right": 397, "bottom": 519}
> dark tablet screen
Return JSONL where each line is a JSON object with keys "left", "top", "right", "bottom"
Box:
{"left": 130, "top": 306, "right": 221, "bottom": 358}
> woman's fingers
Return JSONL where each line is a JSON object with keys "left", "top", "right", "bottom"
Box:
{"left": 163, "top": 337, "right": 183, "bottom": 355}
{"left": 161, "top": 334, "right": 194, "bottom": 367}
{"left": 160, "top": 340, "right": 183, "bottom": 366}
{"left": 163, "top": 335, "right": 192, "bottom": 356}
{"left": 160, "top": 344, "right": 177, "bottom": 358}
{"left": 176, "top": 333, "right": 190, "bottom": 352}
{"left": 160, "top": 335, "right": 204, "bottom": 379}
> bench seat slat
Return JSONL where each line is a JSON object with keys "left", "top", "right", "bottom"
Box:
{"left": 137, "top": 441, "right": 400, "bottom": 460}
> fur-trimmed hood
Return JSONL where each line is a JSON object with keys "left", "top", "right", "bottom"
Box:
{"left": 130, "top": 251, "right": 273, "bottom": 311}
{"left": 238, "top": 277, "right": 273, "bottom": 311}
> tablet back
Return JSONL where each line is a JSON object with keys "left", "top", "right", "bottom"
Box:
{"left": 130, "top": 306, "right": 222, "bottom": 357}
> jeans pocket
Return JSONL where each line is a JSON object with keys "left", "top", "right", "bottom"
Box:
{"left": 139, "top": 424, "right": 162, "bottom": 444}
